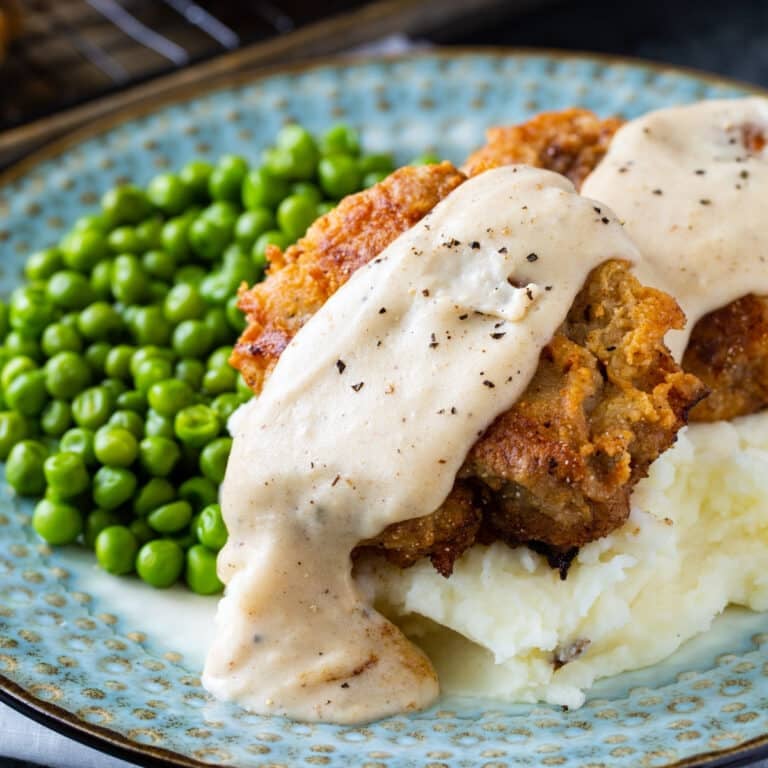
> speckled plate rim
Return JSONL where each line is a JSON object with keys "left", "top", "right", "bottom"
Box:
{"left": 2, "top": 47, "right": 768, "bottom": 768}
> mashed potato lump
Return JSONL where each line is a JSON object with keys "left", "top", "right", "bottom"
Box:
{"left": 358, "top": 412, "right": 768, "bottom": 709}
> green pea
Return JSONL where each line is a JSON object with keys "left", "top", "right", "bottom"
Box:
{"left": 25, "top": 248, "right": 63, "bottom": 281}
{"left": 84, "top": 509, "right": 120, "bottom": 548}
{"left": 148, "top": 281, "right": 169, "bottom": 304}
{"left": 0, "top": 411, "right": 28, "bottom": 459}
{"left": 174, "top": 404, "right": 220, "bottom": 448}
{"left": 173, "top": 358, "right": 204, "bottom": 391}
{"left": 45, "top": 352, "right": 92, "bottom": 399}
{"left": 92, "top": 466, "right": 137, "bottom": 510}
{"left": 106, "top": 410, "right": 143, "bottom": 440}
{"left": 138, "top": 435, "right": 181, "bottom": 477}
{"left": 291, "top": 181, "right": 322, "bottom": 204}
{"left": 142, "top": 249, "right": 176, "bottom": 282}
{"left": 136, "top": 217, "right": 163, "bottom": 251}
{"left": 6, "top": 370, "right": 48, "bottom": 416}
{"left": 78, "top": 302, "right": 124, "bottom": 341}
{"left": 129, "top": 306, "right": 171, "bottom": 347}
{"left": 161, "top": 214, "right": 193, "bottom": 261}
{"left": 172, "top": 320, "right": 213, "bottom": 358}
{"left": 186, "top": 544, "right": 223, "bottom": 595}
{"left": 202, "top": 367, "right": 236, "bottom": 395}
{"left": 206, "top": 346, "right": 232, "bottom": 371}
{"left": 84, "top": 342, "right": 111, "bottom": 376}
{"left": 1, "top": 355, "right": 37, "bottom": 391}
{"left": 136, "top": 539, "right": 184, "bottom": 588}
{"left": 41, "top": 322, "right": 83, "bottom": 356}
{"left": 411, "top": 152, "right": 442, "bottom": 165}
{"left": 101, "top": 185, "right": 151, "bottom": 226}
{"left": 72, "top": 213, "right": 108, "bottom": 233}
{"left": 180, "top": 159, "right": 213, "bottom": 200}
{"left": 112, "top": 254, "right": 148, "bottom": 305}
{"left": 104, "top": 345, "right": 135, "bottom": 382}
{"left": 222, "top": 245, "right": 258, "bottom": 286}
{"left": 188, "top": 215, "right": 231, "bottom": 262}
{"left": 90, "top": 259, "right": 114, "bottom": 301}
{"left": 236, "top": 373, "right": 253, "bottom": 401}
{"left": 179, "top": 475, "right": 218, "bottom": 512}
{"left": 195, "top": 503, "right": 227, "bottom": 551}
{"left": 234, "top": 208, "right": 275, "bottom": 249}
{"left": 147, "top": 379, "right": 195, "bottom": 417}
{"left": 40, "top": 400, "right": 72, "bottom": 437}
{"left": 71, "top": 386, "right": 113, "bottom": 430}
{"left": 6, "top": 440, "right": 48, "bottom": 496}
{"left": 209, "top": 154, "right": 249, "bottom": 202}
{"left": 129, "top": 346, "right": 175, "bottom": 379}
{"left": 133, "top": 357, "right": 173, "bottom": 395}
{"left": 225, "top": 295, "right": 246, "bottom": 332}
{"left": 0, "top": 302, "right": 8, "bottom": 342}
{"left": 211, "top": 393, "right": 241, "bottom": 423}
{"left": 174, "top": 265, "right": 206, "bottom": 287}
{"left": 320, "top": 123, "right": 360, "bottom": 157}
{"left": 198, "top": 273, "right": 231, "bottom": 306}
{"left": 363, "top": 171, "right": 388, "bottom": 187}
{"left": 43, "top": 451, "right": 89, "bottom": 498}
{"left": 264, "top": 125, "right": 318, "bottom": 180}
{"left": 163, "top": 283, "right": 205, "bottom": 324}
{"left": 242, "top": 167, "right": 290, "bottom": 210}
{"left": 10, "top": 285, "right": 56, "bottom": 338}
{"left": 147, "top": 173, "right": 191, "bottom": 216}
{"left": 129, "top": 518, "right": 157, "bottom": 546}
{"left": 100, "top": 378, "right": 127, "bottom": 403}
{"left": 95, "top": 525, "right": 138, "bottom": 574}
{"left": 115, "top": 389, "right": 146, "bottom": 414}
{"left": 107, "top": 225, "right": 142, "bottom": 254}
{"left": 318, "top": 155, "right": 361, "bottom": 199}
{"left": 199, "top": 437, "right": 232, "bottom": 484}
{"left": 358, "top": 153, "right": 394, "bottom": 175}
{"left": 134, "top": 477, "right": 176, "bottom": 516}
{"left": 60, "top": 229, "right": 108, "bottom": 272}
{"left": 145, "top": 408, "right": 175, "bottom": 439}
{"left": 60, "top": 427, "right": 96, "bottom": 465}
{"left": 276, "top": 194, "right": 317, "bottom": 240}
{"left": 32, "top": 498, "right": 82, "bottom": 545}
{"left": 173, "top": 524, "right": 198, "bottom": 551}
{"left": 45, "top": 271, "right": 93, "bottom": 311}
{"left": 252, "top": 230, "right": 291, "bottom": 267}
{"left": 148, "top": 500, "right": 192, "bottom": 534}
{"left": 94, "top": 425, "right": 138, "bottom": 467}
{"left": 4, "top": 331, "right": 42, "bottom": 362}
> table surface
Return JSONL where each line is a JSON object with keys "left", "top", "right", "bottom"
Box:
{"left": 2, "top": 1, "right": 767, "bottom": 765}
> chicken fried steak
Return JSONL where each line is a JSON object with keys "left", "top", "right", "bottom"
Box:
{"left": 231, "top": 164, "right": 704, "bottom": 578}
{"left": 466, "top": 108, "right": 768, "bottom": 423}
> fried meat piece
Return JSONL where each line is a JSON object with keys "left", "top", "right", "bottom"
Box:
{"left": 362, "top": 261, "right": 705, "bottom": 574}
{"left": 466, "top": 108, "right": 768, "bottom": 423}
{"left": 232, "top": 162, "right": 466, "bottom": 394}
{"left": 463, "top": 108, "right": 623, "bottom": 188}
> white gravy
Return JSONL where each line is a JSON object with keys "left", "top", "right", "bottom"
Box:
{"left": 202, "top": 166, "right": 641, "bottom": 723}
{"left": 582, "top": 97, "right": 768, "bottom": 358}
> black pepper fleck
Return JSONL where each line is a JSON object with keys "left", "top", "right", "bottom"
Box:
{"left": 652, "top": 189, "right": 663, "bottom": 195}
{"left": 336, "top": 359, "right": 346, "bottom": 374}
{"left": 498, "top": 246, "right": 508, "bottom": 254}
{"left": 422, "top": 289, "right": 430, "bottom": 297}
{"left": 429, "top": 333, "right": 439, "bottom": 349}
{"left": 593, "top": 206, "right": 602, "bottom": 214}
{"left": 526, "top": 252, "right": 538, "bottom": 262}
{"left": 450, "top": 406, "right": 457, "bottom": 415}
{"left": 740, "top": 170, "right": 750, "bottom": 179}
{"left": 694, "top": 169, "right": 706, "bottom": 175}
{"left": 351, "top": 382, "right": 364, "bottom": 392}
{"left": 458, "top": 313, "right": 469, "bottom": 320}
{"left": 490, "top": 332, "right": 506, "bottom": 340}
{"left": 699, "top": 199, "right": 712, "bottom": 205}
{"left": 470, "top": 241, "right": 480, "bottom": 249}
{"left": 379, "top": 307, "right": 386, "bottom": 314}
{"left": 341, "top": 682, "right": 349, "bottom": 689}
{"left": 483, "top": 380, "right": 495, "bottom": 388}
{"left": 525, "top": 287, "right": 534, "bottom": 301}
{"left": 601, "top": 217, "right": 610, "bottom": 224}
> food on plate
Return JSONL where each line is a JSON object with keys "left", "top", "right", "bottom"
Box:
{"left": 0, "top": 123, "right": 396, "bottom": 592}
{"left": 205, "top": 165, "right": 701, "bottom": 723}
{"left": 468, "top": 100, "right": 768, "bottom": 421}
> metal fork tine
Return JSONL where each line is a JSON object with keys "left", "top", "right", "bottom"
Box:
{"left": 161, "top": 0, "right": 240, "bottom": 50}
{"left": 87, "top": 0, "right": 190, "bottom": 66}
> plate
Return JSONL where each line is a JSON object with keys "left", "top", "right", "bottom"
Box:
{"left": 1, "top": 49, "right": 767, "bottom": 768}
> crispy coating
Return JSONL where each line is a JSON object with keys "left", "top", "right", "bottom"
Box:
{"left": 362, "top": 261, "right": 705, "bottom": 573}
{"left": 463, "top": 108, "right": 623, "bottom": 187}
{"left": 230, "top": 153, "right": 704, "bottom": 578}
{"left": 466, "top": 108, "right": 768, "bottom": 423}
{"left": 232, "top": 162, "right": 466, "bottom": 393}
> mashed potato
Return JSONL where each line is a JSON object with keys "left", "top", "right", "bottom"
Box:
{"left": 358, "top": 412, "right": 768, "bottom": 708}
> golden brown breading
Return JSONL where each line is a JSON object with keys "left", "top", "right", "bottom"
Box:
{"left": 463, "top": 108, "right": 623, "bottom": 187}
{"left": 466, "top": 109, "right": 768, "bottom": 424}
{"left": 232, "top": 162, "right": 466, "bottom": 393}
{"left": 362, "top": 261, "right": 705, "bottom": 574}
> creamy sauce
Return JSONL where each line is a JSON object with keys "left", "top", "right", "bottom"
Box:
{"left": 582, "top": 97, "right": 768, "bottom": 358}
{"left": 202, "top": 166, "right": 641, "bottom": 723}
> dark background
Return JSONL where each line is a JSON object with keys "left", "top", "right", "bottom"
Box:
{"left": 444, "top": 0, "right": 767, "bottom": 86}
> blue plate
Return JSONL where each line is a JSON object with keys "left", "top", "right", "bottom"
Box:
{"left": 1, "top": 50, "right": 767, "bottom": 768}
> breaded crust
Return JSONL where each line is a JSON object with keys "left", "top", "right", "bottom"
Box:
{"left": 466, "top": 108, "right": 768, "bottom": 423}
{"left": 232, "top": 162, "right": 466, "bottom": 394}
